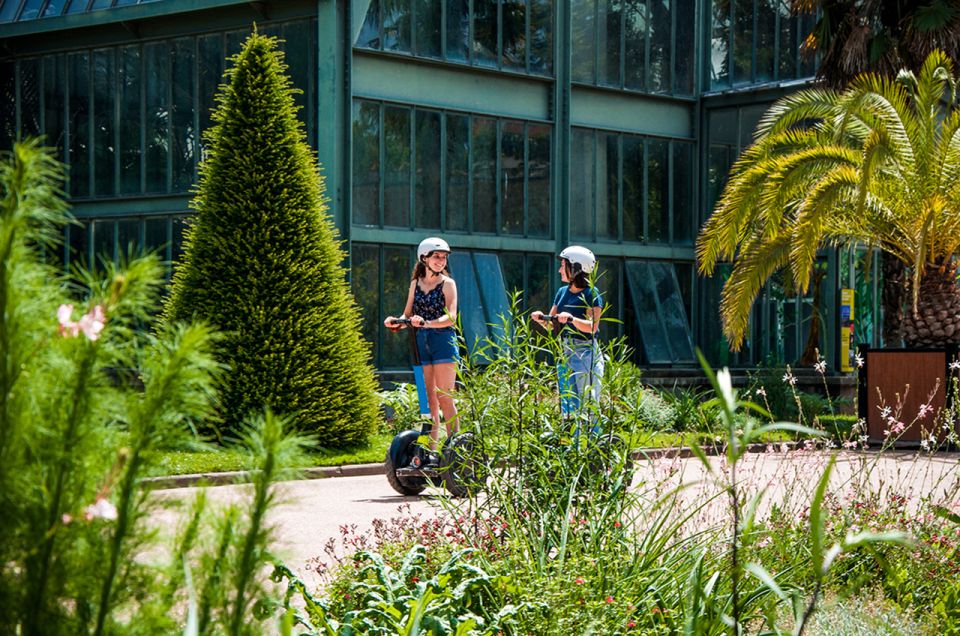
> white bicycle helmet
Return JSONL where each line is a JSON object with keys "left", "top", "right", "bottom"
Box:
{"left": 417, "top": 237, "right": 451, "bottom": 259}
{"left": 559, "top": 245, "right": 596, "bottom": 274}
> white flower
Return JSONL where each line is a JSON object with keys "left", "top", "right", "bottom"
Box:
{"left": 880, "top": 406, "right": 892, "bottom": 419}
{"left": 921, "top": 440, "right": 930, "bottom": 451}
{"left": 814, "top": 360, "right": 827, "bottom": 374}
{"left": 756, "top": 386, "right": 766, "bottom": 398}
{"left": 918, "top": 403, "right": 934, "bottom": 419}
{"left": 950, "top": 360, "right": 960, "bottom": 371}
{"left": 84, "top": 496, "right": 118, "bottom": 521}
{"left": 782, "top": 372, "right": 797, "bottom": 386}
{"left": 716, "top": 367, "right": 736, "bottom": 414}
{"left": 854, "top": 353, "right": 864, "bottom": 368}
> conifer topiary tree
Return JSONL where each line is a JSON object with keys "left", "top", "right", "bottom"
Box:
{"left": 164, "top": 31, "right": 378, "bottom": 446}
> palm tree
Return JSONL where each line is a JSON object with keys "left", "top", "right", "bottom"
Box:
{"left": 697, "top": 50, "right": 960, "bottom": 351}
{"left": 795, "top": 0, "right": 960, "bottom": 345}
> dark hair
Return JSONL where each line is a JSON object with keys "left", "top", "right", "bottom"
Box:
{"left": 562, "top": 259, "right": 590, "bottom": 290}
{"left": 411, "top": 255, "right": 450, "bottom": 280}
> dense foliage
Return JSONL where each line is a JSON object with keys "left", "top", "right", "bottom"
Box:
{"left": 0, "top": 140, "right": 310, "bottom": 635}
{"left": 164, "top": 31, "right": 378, "bottom": 446}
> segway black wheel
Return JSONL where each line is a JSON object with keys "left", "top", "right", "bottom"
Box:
{"left": 441, "top": 433, "right": 484, "bottom": 498}
{"left": 385, "top": 430, "right": 428, "bottom": 496}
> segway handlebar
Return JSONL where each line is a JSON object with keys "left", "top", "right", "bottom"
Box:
{"left": 534, "top": 313, "right": 560, "bottom": 323}
{"left": 389, "top": 317, "right": 416, "bottom": 327}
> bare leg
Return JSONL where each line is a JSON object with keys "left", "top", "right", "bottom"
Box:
{"left": 421, "top": 364, "right": 441, "bottom": 451}
{"left": 433, "top": 362, "right": 459, "bottom": 437}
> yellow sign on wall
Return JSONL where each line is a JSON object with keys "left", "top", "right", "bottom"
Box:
{"left": 840, "top": 288, "right": 855, "bottom": 372}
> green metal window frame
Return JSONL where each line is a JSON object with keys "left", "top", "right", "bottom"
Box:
{"left": 570, "top": 126, "right": 694, "bottom": 245}
{"left": 351, "top": 98, "right": 553, "bottom": 239}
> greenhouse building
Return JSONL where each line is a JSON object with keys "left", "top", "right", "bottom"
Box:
{"left": 0, "top": 0, "right": 874, "bottom": 373}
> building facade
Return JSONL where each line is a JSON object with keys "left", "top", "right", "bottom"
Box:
{"left": 0, "top": 0, "right": 880, "bottom": 372}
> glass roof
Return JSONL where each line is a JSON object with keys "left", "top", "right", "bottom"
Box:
{"left": 0, "top": 0, "right": 160, "bottom": 24}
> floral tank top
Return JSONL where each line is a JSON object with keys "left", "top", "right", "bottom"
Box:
{"left": 413, "top": 280, "right": 448, "bottom": 322}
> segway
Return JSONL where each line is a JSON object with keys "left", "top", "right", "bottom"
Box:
{"left": 535, "top": 313, "right": 634, "bottom": 490}
{"left": 384, "top": 318, "right": 482, "bottom": 498}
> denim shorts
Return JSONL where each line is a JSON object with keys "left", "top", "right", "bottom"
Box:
{"left": 557, "top": 339, "right": 604, "bottom": 415}
{"left": 416, "top": 327, "right": 460, "bottom": 366}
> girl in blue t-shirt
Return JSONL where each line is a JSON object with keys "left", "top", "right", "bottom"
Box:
{"left": 531, "top": 245, "right": 604, "bottom": 427}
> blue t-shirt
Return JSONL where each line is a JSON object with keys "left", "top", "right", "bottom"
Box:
{"left": 553, "top": 285, "right": 603, "bottom": 339}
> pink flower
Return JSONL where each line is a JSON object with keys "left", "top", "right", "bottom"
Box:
{"left": 605, "top": 596, "right": 615, "bottom": 604}
{"left": 57, "top": 304, "right": 79, "bottom": 337}
{"left": 78, "top": 305, "right": 106, "bottom": 341}
{"left": 61, "top": 513, "right": 73, "bottom": 525}
{"left": 575, "top": 577, "right": 585, "bottom": 585}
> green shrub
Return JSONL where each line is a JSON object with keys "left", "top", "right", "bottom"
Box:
{"left": 0, "top": 140, "right": 309, "bottom": 635}
{"left": 164, "top": 30, "right": 378, "bottom": 447}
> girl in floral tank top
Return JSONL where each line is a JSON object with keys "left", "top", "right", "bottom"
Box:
{"left": 384, "top": 238, "right": 460, "bottom": 465}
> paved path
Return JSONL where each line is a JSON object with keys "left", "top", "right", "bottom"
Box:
{"left": 147, "top": 450, "right": 960, "bottom": 591}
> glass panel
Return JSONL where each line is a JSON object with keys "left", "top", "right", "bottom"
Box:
{"left": 352, "top": 101, "right": 380, "bottom": 226}
{"left": 198, "top": 34, "right": 223, "bottom": 149}
{"left": 621, "top": 135, "right": 642, "bottom": 241}
{"left": 501, "top": 0, "right": 526, "bottom": 71}
{"left": 527, "top": 253, "right": 551, "bottom": 313}
{"left": 171, "top": 37, "right": 195, "bottom": 192}
{"left": 382, "top": 247, "right": 411, "bottom": 368}
{"left": 598, "top": 258, "right": 621, "bottom": 339}
{"left": 500, "top": 120, "right": 524, "bottom": 235}
{"left": 92, "top": 48, "right": 115, "bottom": 197}
{"left": 144, "top": 42, "right": 169, "bottom": 193}
{"left": 674, "top": 0, "right": 695, "bottom": 94}
{"left": 651, "top": 261, "right": 694, "bottom": 360}
{"left": 383, "top": 0, "right": 412, "bottom": 52}
{"left": 471, "top": 117, "right": 497, "bottom": 233}
{"left": 448, "top": 251, "right": 487, "bottom": 356}
{"left": 414, "top": 109, "right": 441, "bottom": 229}
{"left": 144, "top": 216, "right": 168, "bottom": 261}
{"left": 530, "top": 0, "right": 553, "bottom": 75}
{"left": 20, "top": 58, "right": 41, "bottom": 138}
{"left": 570, "top": 129, "right": 594, "bottom": 239}
{"left": 64, "top": 0, "right": 87, "bottom": 15}
{"left": 733, "top": 0, "right": 753, "bottom": 83}
{"left": 383, "top": 106, "right": 411, "bottom": 227}
{"left": 43, "top": 0, "right": 69, "bottom": 17}
{"left": 711, "top": 0, "right": 730, "bottom": 87}
{"left": 777, "top": 0, "right": 796, "bottom": 79}
{"left": 116, "top": 218, "right": 141, "bottom": 258}
{"left": 624, "top": 261, "right": 672, "bottom": 363}
{"left": 119, "top": 45, "right": 142, "bottom": 194}
{"left": 68, "top": 220, "right": 91, "bottom": 270}
{"left": 90, "top": 0, "right": 113, "bottom": 10}
{"left": 68, "top": 52, "right": 90, "bottom": 197}
{"left": 598, "top": 132, "right": 618, "bottom": 240}
{"left": 672, "top": 142, "right": 693, "bottom": 243}
{"left": 799, "top": 12, "right": 817, "bottom": 77}
{"left": 473, "top": 0, "right": 498, "bottom": 68}
{"left": 445, "top": 0, "right": 469, "bottom": 62}
{"left": 648, "top": 0, "right": 671, "bottom": 92}
{"left": 707, "top": 144, "right": 731, "bottom": 211}
{"left": 740, "top": 103, "right": 767, "bottom": 148}
{"left": 674, "top": 261, "right": 693, "bottom": 327}
{"left": 225, "top": 29, "right": 246, "bottom": 59}
{"left": 445, "top": 113, "right": 469, "bottom": 231}
{"left": 598, "top": 0, "right": 621, "bottom": 87}
{"left": 0, "top": 61, "right": 12, "bottom": 151}
{"left": 414, "top": 0, "right": 442, "bottom": 57}
{"left": 623, "top": 0, "right": 646, "bottom": 90}
{"left": 756, "top": 0, "right": 776, "bottom": 82}
{"left": 92, "top": 219, "right": 115, "bottom": 267}
{"left": 646, "top": 139, "right": 668, "bottom": 242}
{"left": 0, "top": 0, "right": 21, "bottom": 21}
{"left": 282, "top": 21, "right": 314, "bottom": 145}
{"left": 527, "top": 123, "right": 550, "bottom": 237}
{"left": 43, "top": 56, "right": 66, "bottom": 161}
{"left": 356, "top": 0, "right": 381, "bottom": 49}
{"left": 571, "top": 0, "right": 596, "bottom": 83}
{"left": 474, "top": 251, "right": 510, "bottom": 347}
{"left": 351, "top": 243, "right": 381, "bottom": 367}
{"left": 499, "top": 252, "right": 523, "bottom": 300}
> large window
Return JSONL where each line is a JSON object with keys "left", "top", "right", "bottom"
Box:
{"left": 0, "top": 19, "right": 317, "bottom": 197}
{"left": 355, "top": 0, "right": 554, "bottom": 76}
{"left": 571, "top": 0, "right": 696, "bottom": 96}
{"left": 59, "top": 213, "right": 188, "bottom": 278}
{"left": 353, "top": 99, "right": 552, "bottom": 237}
{"left": 709, "top": 0, "right": 816, "bottom": 89}
{"left": 571, "top": 127, "right": 694, "bottom": 245}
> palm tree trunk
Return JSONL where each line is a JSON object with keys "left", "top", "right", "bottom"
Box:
{"left": 881, "top": 253, "right": 905, "bottom": 347}
{"left": 901, "top": 260, "right": 960, "bottom": 348}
